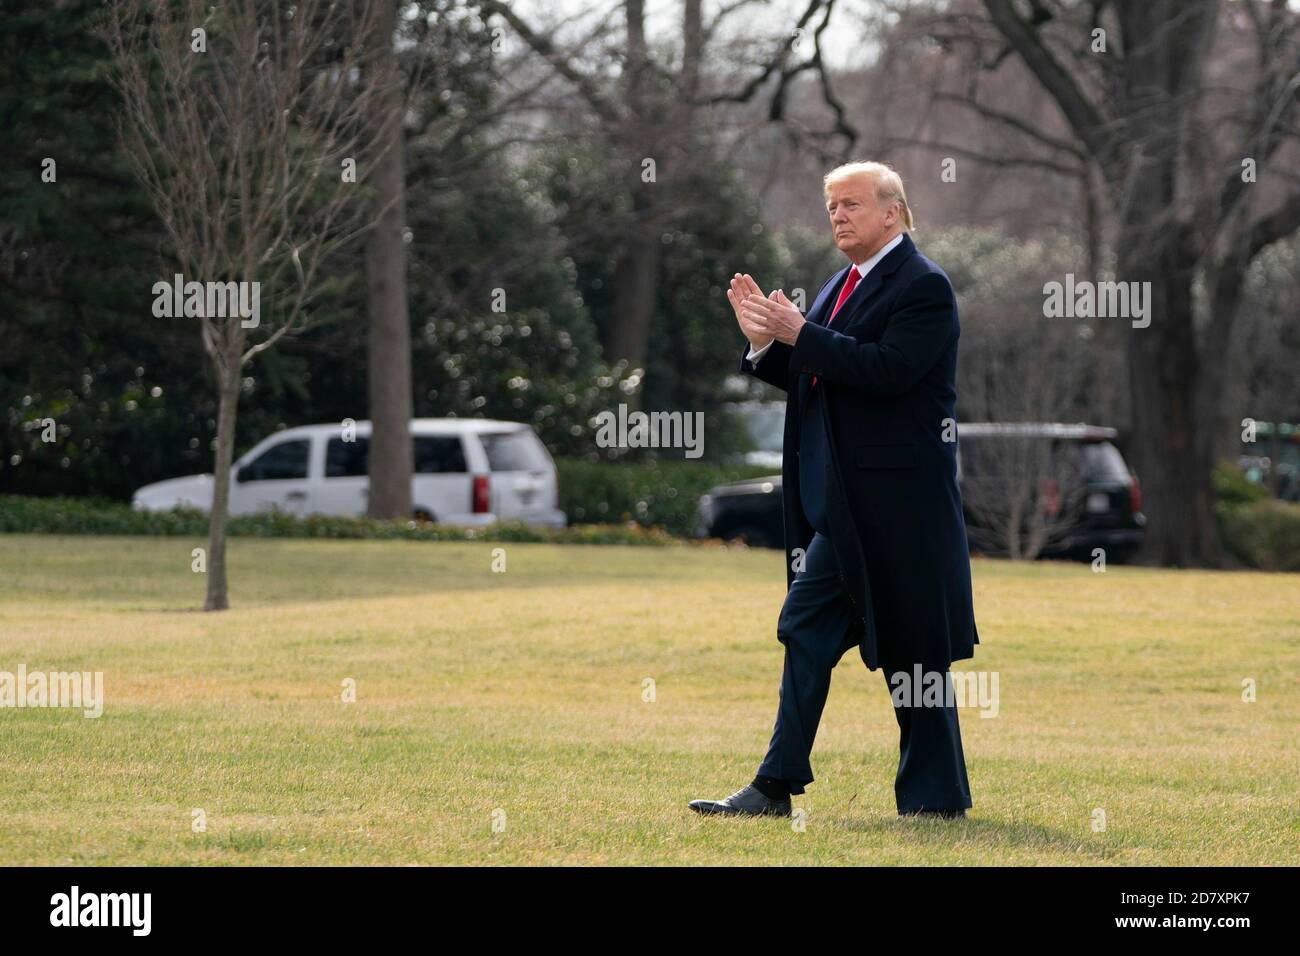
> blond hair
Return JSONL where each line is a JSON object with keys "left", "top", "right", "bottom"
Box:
{"left": 823, "top": 161, "right": 914, "bottom": 231}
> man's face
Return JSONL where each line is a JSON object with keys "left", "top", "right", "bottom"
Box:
{"left": 826, "top": 175, "right": 895, "bottom": 263}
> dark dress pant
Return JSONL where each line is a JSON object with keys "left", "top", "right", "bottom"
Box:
{"left": 755, "top": 531, "right": 973, "bottom": 812}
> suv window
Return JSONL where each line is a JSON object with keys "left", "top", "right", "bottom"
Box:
{"left": 1081, "top": 441, "right": 1131, "bottom": 483}
{"left": 480, "top": 430, "right": 549, "bottom": 472}
{"left": 325, "top": 435, "right": 468, "bottom": 477}
{"left": 241, "top": 439, "right": 310, "bottom": 482}
{"left": 326, "top": 436, "right": 368, "bottom": 477}
{"left": 959, "top": 436, "right": 1083, "bottom": 483}
{"left": 736, "top": 404, "right": 784, "bottom": 453}
{"left": 414, "top": 436, "right": 467, "bottom": 474}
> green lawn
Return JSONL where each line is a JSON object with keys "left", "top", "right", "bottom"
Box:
{"left": 0, "top": 534, "right": 1296, "bottom": 865}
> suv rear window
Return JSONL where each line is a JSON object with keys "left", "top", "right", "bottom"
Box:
{"left": 325, "top": 436, "right": 467, "bottom": 476}
{"left": 960, "top": 436, "right": 1130, "bottom": 485}
{"left": 1081, "top": 441, "right": 1130, "bottom": 483}
{"left": 480, "top": 430, "right": 549, "bottom": 472}
{"left": 739, "top": 405, "right": 784, "bottom": 453}
{"left": 959, "top": 436, "right": 1081, "bottom": 481}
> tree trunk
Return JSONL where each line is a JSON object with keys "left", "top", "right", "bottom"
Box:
{"left": 605, "top": 187, "right": 658, "bottom": 373}
{"left": 204, "top": 345, "right": 243, "bottom": 611}
{"left": 366, "top": 0, "right": 413, "bottom": 520}
{"left": 1113, "top": 0, "right": 1219, "bottom": 567}
{"left": 600, "top": 0, "right": 659, "bottom": 381}
{"left": 1199, "top": 268, "right": 1246, "bottom": 469}
{"left": 1121, "top": 243, "right": 1218, "bottom": 567}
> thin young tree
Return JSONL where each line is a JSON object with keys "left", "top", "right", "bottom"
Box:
{"left": 103, "top": 0, "right": 397, "bottom": 609}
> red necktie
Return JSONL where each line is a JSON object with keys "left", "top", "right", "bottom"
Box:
{"left": 811, "top": 266, "right": 861, "bottom": 388}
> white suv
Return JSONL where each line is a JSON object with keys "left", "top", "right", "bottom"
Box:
{"left": 131, "top": 418, "right": 566, "bottom": 528}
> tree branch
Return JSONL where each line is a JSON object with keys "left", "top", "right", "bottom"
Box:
{"left": 478, "top": 0, "right": 623, "bottom": 125}
{"left": 982, "top": 0, "right": 1116, "bottom": 171}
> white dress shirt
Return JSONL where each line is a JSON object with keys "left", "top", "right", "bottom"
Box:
{"left": 745, "top": 231, "right": 905, "bottom": 364}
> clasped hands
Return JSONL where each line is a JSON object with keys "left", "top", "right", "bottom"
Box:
{"left": 726, "top": 273, "right": 806, "bottom": 351}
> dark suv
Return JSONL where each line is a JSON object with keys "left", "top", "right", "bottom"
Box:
{"left": 694, "top": 422, "right": 1146, "bottom": 562}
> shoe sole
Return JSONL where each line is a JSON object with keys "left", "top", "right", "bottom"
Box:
{"left": 688, "top": 802, "right": 791, "bottom": 818}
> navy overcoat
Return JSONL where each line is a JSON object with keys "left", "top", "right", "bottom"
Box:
{"left": 740, "top": 233, "right": 978, "bottom": 671}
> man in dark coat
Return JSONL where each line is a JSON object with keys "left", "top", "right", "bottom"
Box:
{"left": 688, "top": 162, "right": 979, "bottom": 820}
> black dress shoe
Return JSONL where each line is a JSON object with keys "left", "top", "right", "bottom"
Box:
{"left": 688, "top": 784, "right": 792, "bottom": 817}
{"left": 899, "top": 808, "right": 966, "bottom": 819}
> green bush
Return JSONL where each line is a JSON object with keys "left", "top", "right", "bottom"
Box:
{"left": 0, "top": 459, "right": 776, "bottom": 542}
{"left": 1212, "top": 463, "right": 1272, "bottom": 507}
{"left": 1216, "top": 498, "right": 1300, "bottom": 572}
{"left": 0, "top": 494, "right": 681, "bottom": 546}
{"left": 556, "top": 458, "right": 776, "bottom": 537}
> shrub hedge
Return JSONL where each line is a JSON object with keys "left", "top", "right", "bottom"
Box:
{"left": 0, "top": 493, "right": 684, "bottom": 546}
{"left": 8, "top": 462, "right": 1294, "bottom": 570}
{"left": 1211, "top": 464, "right": 1300, "bottom": 571}
{"left": 555, "top": 458, "right": 775, "bottom": 536}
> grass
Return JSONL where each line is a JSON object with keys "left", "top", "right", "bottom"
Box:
{"left": 0, "top": 533, "right": 1297, "bottom": 865}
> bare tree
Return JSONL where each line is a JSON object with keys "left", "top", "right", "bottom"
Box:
{"left": 478, "top": 0, "right": 859, "bottom": 377}
{"left": 103, "top": 0, "right": 396, "bottom": 609}
{"left": 973, "top": 0, "right": 1300, "bottom": 566}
